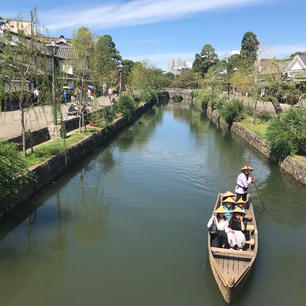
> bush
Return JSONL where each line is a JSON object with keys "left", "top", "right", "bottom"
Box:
{"left": 266, "top": 107, "right": 306, "bottom": 160}
{"left": 257, "top": 111, "right": 272, "bottom": 122}
{"left": 115, "top": 94, "right": 136, "bottom": 121}
{"left": 219, "top": 98, "right": 244, "bottom": 125}
{"left": 90, "top": 106, "right": 116, "bottom": 127}
{"left": 266, "top": 118, "right": 296, "bottom": 160}
{"left": 280, "top": 107, "right": 306, "bottom": 155}
{"left": 0, "top": 142, "right": 32, "bottom": 204}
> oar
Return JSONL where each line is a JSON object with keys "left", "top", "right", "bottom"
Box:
{"left": 242, "top": 157, "right": 266, "bottom": 211}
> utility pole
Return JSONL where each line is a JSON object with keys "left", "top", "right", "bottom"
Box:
{"left": 47, "top": 41, "right": 58, "bottom": 125}
{"left": 118, "top": 63, "right": 123, "bottom": 96}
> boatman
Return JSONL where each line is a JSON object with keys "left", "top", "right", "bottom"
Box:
{"left": 235, "top": 165, "right": 255, "bottom": 201}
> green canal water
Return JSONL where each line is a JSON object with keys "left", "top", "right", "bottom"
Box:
{"left": 0, "top": 105, "right": 305, "bottom": 306}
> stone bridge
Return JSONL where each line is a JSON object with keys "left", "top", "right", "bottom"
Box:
{"left": 161, "top": 88, "right": 193, "bottom": 104}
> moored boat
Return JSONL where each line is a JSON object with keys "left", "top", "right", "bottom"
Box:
{"left": 208, "top": 193, "right": 258, "bottom": 304}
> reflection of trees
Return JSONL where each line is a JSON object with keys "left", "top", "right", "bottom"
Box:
{"left": 172, "top": 105, "right": 210, "bottom": 137}
{"left": 0, "top": 190, "right": 68, "bottom": 306}
{"left": 258, "top": 169, "right": 306, "bottom": 225}
{"left": 73, "top": 168, "right": 109, "bottom": 248}
{"left": 116, "top": 106, "right": 163, "bottom": 152}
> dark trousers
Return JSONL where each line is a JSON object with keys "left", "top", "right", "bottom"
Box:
{"left": 236, "top": 193, "right": 247, "bottom": 202}
{"left": 211, "top": 230, "right": 229, "bottom": 248}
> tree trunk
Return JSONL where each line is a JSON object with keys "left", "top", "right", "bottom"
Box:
{"left": 269, "top": 97, "right": 282, "bottom": 118}
{"left": 21, "top": 107, "right": 26, "bottom": 157}
{"left": 253, "top": 100, "right": 258, "bottom": 124}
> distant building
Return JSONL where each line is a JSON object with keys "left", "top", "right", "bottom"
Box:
{"left": 229, "top": 50, "right": 240, "bottom": 56}
{"left": 168, "top": 58, "right": 193, "bottom": 75}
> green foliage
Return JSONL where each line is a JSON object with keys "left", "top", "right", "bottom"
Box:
{"left": 240, "top": 31, "right": 260, "bottom": 67}
{"left": 89, "top": 106, "right": 116, "bottom": 127}
{"left": 94, "top": 34, "right": 122, "bottom": 87}
{"left": 266, "top": 118, "right": 296, "bottom": 160}
{"left": 172, "top": 95, "right": 183, "bottom": 103}
{"left": 115, "top": 94, "right": 136, "bottom": 120}
{"left": 0, "top": 142, "right": 32, "bottom": 204}
{"left": 266, "top": 107, "right": 306, "bottom": 160}
{"left": 193, "top": 89, "right": 216, "bottom": 111}
{"left": 257, "top": 112, "right": 272, "bottom": 121}
{"left": 193, "top": 44, "right": 219, "bottom": 77}
{"left": 171, "top": 70, "right": 200, "bottom": 89}
{"left": 219, "top": 98, "right": 244, "bottom": 125}
{"left": 227, "top": 54, "right": 242, "bottom": 75}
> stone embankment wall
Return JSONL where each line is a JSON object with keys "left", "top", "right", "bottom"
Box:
{"left": 163, "top": 88, "right": 306, "bottom": 186}
{"left": 1, "top": 101, "right": 155, "bottom": 218}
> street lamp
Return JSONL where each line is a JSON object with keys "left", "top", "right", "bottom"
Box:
{"left": 117, "top": 63, "right": 123, "bottom": 96}
{"left": 46, "top": 40, "right": 59, "bottom": 125}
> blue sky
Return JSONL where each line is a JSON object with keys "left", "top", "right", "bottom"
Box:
{"left": 1, "top": 0, "right": 306, "bottom": 70}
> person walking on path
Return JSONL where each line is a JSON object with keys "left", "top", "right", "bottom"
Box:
{"left": 235, "top": 165, "right": 254, "bottom": 201}
{"left": 108, "top": 87, "right": 113, "bottom": 102}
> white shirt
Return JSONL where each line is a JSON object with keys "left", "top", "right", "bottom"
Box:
{"left": 235, "top": 172, "right": 252, "bottom": 194}
{"left": 207, "top": 216, "right": 229, "bottom": 231}
{"left": 33, "top": 89, "right": 39, "bottom": 97}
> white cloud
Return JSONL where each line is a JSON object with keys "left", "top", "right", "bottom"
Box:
{"left": 259, "top": 43, "right": 306, "bottom": 58}
{"left": 40, "top": 0, "right": 265, "bottom": 32}
{"left": 125, "top": 43, "right": 306, "bottom": 71}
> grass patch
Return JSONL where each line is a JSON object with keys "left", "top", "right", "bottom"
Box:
{"left": 239, "top": 115, "right": 270, "bottom": 139}
{"left": 25, "top": 128, "right": 99, "bottom": 167}
{"left": 294, "top": 155, "right": 306, "bottom": 164}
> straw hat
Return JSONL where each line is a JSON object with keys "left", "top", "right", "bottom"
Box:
{"left": 231, "top": 207, "right": 247, "bottom": 214}
{"left": 241, "top": 165, "right": 253, "bottom": 171}
{"left": 222, "top": 191, "right": 235, "bottom": 199}
{"left": 236, "top": 198, "right": 246, "bottom": 205}
{"left": 222, "top": 197, "right": 236, "bottom": 204}
{"left": 214, "top": 206, "right": 227, "bottom": 214}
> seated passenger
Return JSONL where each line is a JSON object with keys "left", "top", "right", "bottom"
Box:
{"left": 227, "top": 207, "right": 247, "bottom": 250}
{"left": 222, "top": 190, "right": 236, "bottom": 202}
{"left": 222, "top": 197, "right": 236, "bottom": 219}
{"left": 207, "top": 206, "right": 229, "bottom": 248}
{"left": 235, "top": 198, "right": 247, "bottom": 211}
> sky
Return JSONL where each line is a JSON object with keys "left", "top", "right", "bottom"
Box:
{"left": 1, "top": 0, "right": 306, "bottom": 71}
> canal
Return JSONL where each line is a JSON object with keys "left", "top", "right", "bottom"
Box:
{"left": 0, "top": 105, "right": 304, "bottom": 306}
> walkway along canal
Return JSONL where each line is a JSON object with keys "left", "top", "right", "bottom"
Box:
{"left": 0, "top": 105, "right": 304, "bottom": 306}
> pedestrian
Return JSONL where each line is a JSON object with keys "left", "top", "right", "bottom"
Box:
{"left": 63, "top": 89, "right": 68, "bottom": 105}
{"left": 235, "top": 165, "right": 255, "bottom": 201}
{"left": 33, "top": 87, "right": 39, "bottom": 103}
{"left": 108, "top": 87, "right": 113, "bottom": 102}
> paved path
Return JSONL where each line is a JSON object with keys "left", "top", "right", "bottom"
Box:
{"left": 0, "top": 96, "right": 112, "bottom": 140}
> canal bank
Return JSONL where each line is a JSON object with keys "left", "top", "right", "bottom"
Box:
{"left": 2, "top": 100, "right": 156, "bottom": 218}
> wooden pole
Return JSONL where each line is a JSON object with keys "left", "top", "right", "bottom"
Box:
{"left": 242, "top": 157, "right": 266, "bottom": 210}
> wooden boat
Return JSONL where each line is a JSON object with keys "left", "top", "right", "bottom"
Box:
{"left": 208, "top": 193, "right": 258, "bottom": 304}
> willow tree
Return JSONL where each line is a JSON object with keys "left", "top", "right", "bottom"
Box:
{"left": 69, "top": 27, "right": 95, "bottom": 133}
{"left": 0, "top": 9, "right": 48, "bottom": 156}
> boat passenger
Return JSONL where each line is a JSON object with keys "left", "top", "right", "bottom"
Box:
{"left": 235, "top": 198, "right": 247, "bottom": 211}
{"left": 222, "top": 197, "right": 236, "bottom": 219}
{"left": 235, "top": 165, "right": 255, "bottom": 201}
{"left": 227, "top": 207, "right": 247, "bottom": 250}
{"left": 207, "top": 206, "right": 229, "bottom": 248}
{"left": 222, "top": 191, "right": 236, "bottom": 202}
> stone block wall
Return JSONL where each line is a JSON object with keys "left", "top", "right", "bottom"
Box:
{"left": 6, "top": 127, "right": 50, "bottom": 150}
